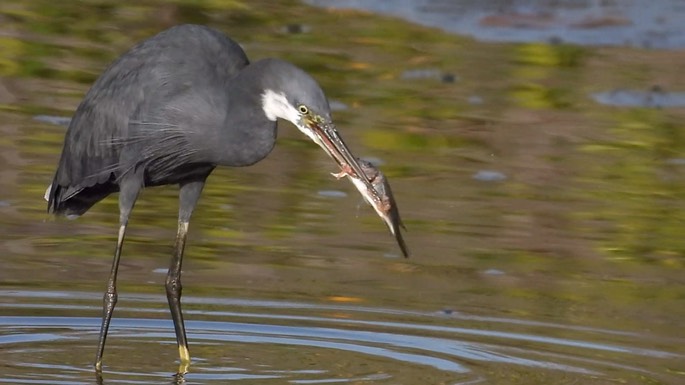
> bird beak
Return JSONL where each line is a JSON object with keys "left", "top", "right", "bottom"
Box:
{"left": 304, "top": 119, "right": 382, "bottom": 204}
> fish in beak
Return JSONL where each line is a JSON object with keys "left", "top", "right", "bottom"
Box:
{"left": 260, "top": 89, "right": 379, "bottom": 201}
{"left": 294, "top": 113, "right": 407, "bottom": 256}
{"left": 301, "top": 118, "right": 383, "bottom": 205}
{"left": 333, "top": 158, "right": 409, "bottom": 258}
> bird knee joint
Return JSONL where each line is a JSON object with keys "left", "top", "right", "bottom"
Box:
{"left": 166, "top": 278, "right": 182, "bottom": 293}
{"left": 103, "top": 291, "right": 118, "bottom": 305}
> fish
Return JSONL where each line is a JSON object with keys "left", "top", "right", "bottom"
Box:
{"left": 333, "top": 159, "right": 409, "bottom": 257}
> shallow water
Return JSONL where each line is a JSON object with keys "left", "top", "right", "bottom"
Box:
{"left": 1, "top": 290, "right": 682, "bottom": 384}
{"left": 307, "top": 0, "right": 685, "bottom": 49}
{"left": 1, "top": 1, "right": 685, "bottom": 384}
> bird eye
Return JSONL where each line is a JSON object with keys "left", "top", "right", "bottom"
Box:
{"left": 298, "top": 105, "right": 309, "bottom": 114}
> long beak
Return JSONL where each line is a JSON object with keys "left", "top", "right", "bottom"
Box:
{"left": 309, "top": 121, "right": 382, "bottom": 204}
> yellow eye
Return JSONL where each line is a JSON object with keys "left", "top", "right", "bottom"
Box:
{"left": 298, "top": 105, "right": 309, "bottom": 114}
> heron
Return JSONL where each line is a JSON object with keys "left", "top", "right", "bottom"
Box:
{"left": 45, "top": 24, "right": 382, "bottom": 372}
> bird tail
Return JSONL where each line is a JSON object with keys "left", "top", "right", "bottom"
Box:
{"left": 45, "top": 182, "right": 61, "bottom": 214}
{"left": 45, "top": 180, "right": 114, "bottom": 218}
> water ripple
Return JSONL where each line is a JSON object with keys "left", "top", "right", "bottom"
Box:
{"left": 0, "top": 290, "right": 682, "bottom": 384}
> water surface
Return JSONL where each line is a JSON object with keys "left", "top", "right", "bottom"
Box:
{"left": 1, "top": 1, "right": 684, "bottom": 384}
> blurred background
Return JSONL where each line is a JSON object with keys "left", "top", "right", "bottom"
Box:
{"left": 1, "top": 1, "right": 684, "bottom": 384}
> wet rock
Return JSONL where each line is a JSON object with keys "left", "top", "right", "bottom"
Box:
{"left": 473, "top": 170, "right": 507, "bottom": 182}
{"left": 282, "top": 24, "right": 311, "bottom": 34}
{"left": 591, "top": 86, "right": 685, "bottom": 108}
{"left": 441, "top": 73, "right": 457, "bottom": 83}
{"left": 401, "top": 68, "right": 457, "bottom": 83}
{"left": 548, "top": 35, "right": 564, "bottom": 45}
{"left": 479, "top": 12, "right": 556, "bottom": 29}
{"left": 571, "top": 15, "right": 632, "bottom": 29}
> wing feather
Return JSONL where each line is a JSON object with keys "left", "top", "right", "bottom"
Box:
{"left": 47, "top": 25, "right": 249, "bottom": 215}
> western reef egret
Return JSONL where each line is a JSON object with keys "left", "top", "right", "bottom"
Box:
{"left": 45, "top": 24, "right": 395, "bottom": 373}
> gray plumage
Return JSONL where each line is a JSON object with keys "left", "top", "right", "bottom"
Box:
{"left": 44, "top": 24, "right": 374, "bottom": 373}
{"left": 47, "top": 24, "right": 329, "bottom": 217}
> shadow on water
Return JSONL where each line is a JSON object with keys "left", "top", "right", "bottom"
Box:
{"left": 0, "top": 290, "right": 681, "bottom": 384}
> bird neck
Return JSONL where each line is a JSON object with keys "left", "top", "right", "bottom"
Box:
{"left": 210, "top": 67, "right": 278, "bottom": 167}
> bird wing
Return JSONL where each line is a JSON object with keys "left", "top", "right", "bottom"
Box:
{"left": 47, "top": 25, "right": 250, "bottom": 214}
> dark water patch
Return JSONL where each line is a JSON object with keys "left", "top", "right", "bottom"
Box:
{"left": 307, "top": 0, "right": 685, "bottom": 49}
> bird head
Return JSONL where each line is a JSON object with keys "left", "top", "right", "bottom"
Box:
{"left": 258, "top": 59, "right": 381, "bottom": 204}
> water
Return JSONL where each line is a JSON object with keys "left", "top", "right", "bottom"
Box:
{"left": 1, "top": 1, "right": 685, "bottom": 384}
{"left": 1, "top": 290, "right": 681, "bottom": 384}
{"left": 306, "top": 0, "right": 685, "bottom": 49}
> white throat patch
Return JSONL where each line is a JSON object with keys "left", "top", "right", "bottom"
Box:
{"left": 261, "top": 89, "right": 321, "bottom": 145}
{"left": 261, "top": 89, "right": 299, "bottom": 124}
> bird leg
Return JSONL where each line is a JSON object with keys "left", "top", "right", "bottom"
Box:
{"left": 95, "top": 182, "right": 139, "bottom": 372}
{"left": 95, "top": 223, "right": 126, "bottom": 372}
{"left": 166, "top": 219, "right": 190, "bottom": 372}
{"left": 166, "top": 179, "right": 206, "bottom": 374}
